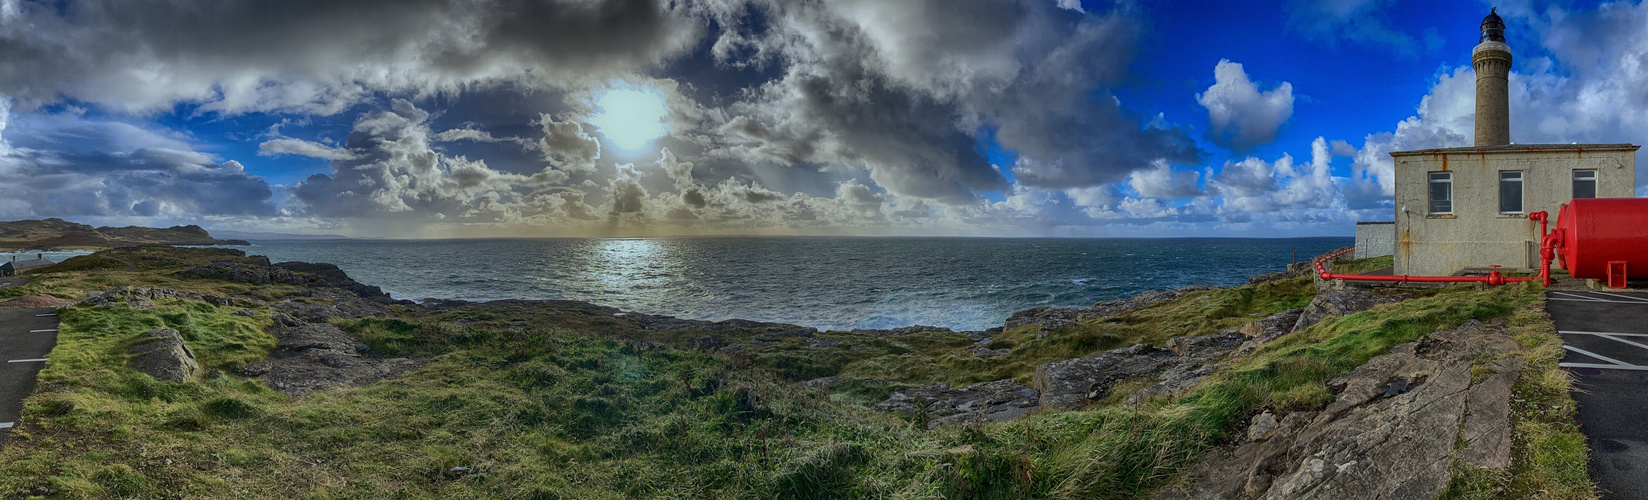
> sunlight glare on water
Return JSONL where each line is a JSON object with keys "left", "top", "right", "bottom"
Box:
{"left": 241, "top": 237, "right": 1352, "bottom": 332}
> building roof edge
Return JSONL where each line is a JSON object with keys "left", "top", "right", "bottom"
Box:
{"left": 1389, "top": 144, "right": 1641, "bottom": 157}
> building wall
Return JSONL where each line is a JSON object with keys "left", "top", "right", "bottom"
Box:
{"left": 1391, "top": 145, "right": 1637, "bottom": 276}
{"left": 1355, "top": 222, "right": 1395, "bottom": 259}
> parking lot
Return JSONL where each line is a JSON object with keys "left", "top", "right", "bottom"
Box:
{"left": 0, "top": 307, "right": 58, "bottom": 446}
{"left": 1547, "top": 289, "right": 1648, "bottom": 499}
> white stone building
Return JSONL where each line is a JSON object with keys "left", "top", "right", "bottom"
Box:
{"left": 1383, "top": 10, "right": 1640, "bottom": 276}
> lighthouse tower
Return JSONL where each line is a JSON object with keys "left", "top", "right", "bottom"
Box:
{"left": 1473, "top": 8, "right": 1512, "bottom": 146}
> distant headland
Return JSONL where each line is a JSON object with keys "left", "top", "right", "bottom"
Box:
{"left": 0, "top": 218, "right": 249, "bottom": 251}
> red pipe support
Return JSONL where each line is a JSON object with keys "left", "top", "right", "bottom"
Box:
{"left": 1314, "top": 248, "right": 1538, "bottom": 286}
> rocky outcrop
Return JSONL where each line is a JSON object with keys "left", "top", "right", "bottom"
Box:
{"left": 874, "top": 379, "right": 1041, "bottom": 428}
{"left": 1161, "top": 320, "right": 1526, "bottom": 500}
{"left": 1292, "top": 290, "right": 1397, "bottom": 332}
{"left": 273, "top": 288, "right": 392, "bottom": 323}
{"left": 242, "top": 322, "right": 418, "bottom": 396}
{"left": 1033, "top": 344, "right": 1179, "bottom": 409}
{"left": 1005, "top": 285, "right": 1225, "bottom": 332}
{"left": 79, "top": 286, "right": 235, "bottom": 309}
{"left": 631, "top": 313, "right": 804, "bottom": 332}
{"left": 0, "top": 294, "right": 73, "bottom": 308}
{"left": 1233, "top": 309, "right": 1304, "bottom": 356}
{"left": 127, "top": 328, "right": 201, "bottom": 383}
{"left": 177, "top": 259, "right": 391, "bottom": 301}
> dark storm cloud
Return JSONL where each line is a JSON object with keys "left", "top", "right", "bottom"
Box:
{"left": 696, "top": 0, "right": 1202, "bottom": 202}
{"left": 0, "top": 0, "right": 700, "bottom": 113}
{"left": 2, "top": 0, "right": 1217, "bottom": 233}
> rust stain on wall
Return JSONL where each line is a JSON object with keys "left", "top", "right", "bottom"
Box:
{"left": 1441, "top": 155, "right": 1449, "bottom": 171}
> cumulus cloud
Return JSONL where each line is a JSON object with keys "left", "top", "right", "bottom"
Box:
{"left": 0, "top": 106, "right": 274, "bottom": 218}
{"left": 1198, "top": 60, "right": 1294, "bottom": 150}
{"left": 258, "top": 137, "right": 357, "bottom": 160}
{"left": 536, "top": 114, "right": 602, "bottom": 173}
{"left": 1127, "top": 160, "right": 1203, "bottom": 199}
{"left": 290, "top": 99, "right": 572, "bottom": 220}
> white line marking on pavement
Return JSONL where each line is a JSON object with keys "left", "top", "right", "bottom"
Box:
{"left": 1562, "top": 330, "right": 1648, "bottom": 338}
{"left": 1594, "top": 333, "right": 1648, "bottom": 351}
{"left": 1559, "top": 362, "right": 1648, "bottom": 371}
{"left": 5, "top": 359, "right": 45, "bottom": 363}
{"left": 1590, "top": 291, "right": 1648, "bottom": 303}
{"left": 32, "top": 314, "right": 54, "bottom": 317}
{"left": 1548, "top": 297, "right": 1648, "bottom": 304}
{"left": 26, "top": 329, "right": 55, "bottom": 333}
{"left": 1562, "top": 345, "right": 1639, "bottom": 368}
{"left": 1552, "top": 291, "right": 1609, "bottom": 301}
{"left": 0, "top": 422, "right": 12, "bottom": 429}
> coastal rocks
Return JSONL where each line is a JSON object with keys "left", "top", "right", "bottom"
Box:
{"left": 1004, "top": 285, "right": 1226, "bottom": 332}
{"left": 1233, "top": 308, "right": 1305, "bottom": 356}
{"left": 688, "top": 336, "right": 721, "bottom": 351}
{"left": 0, "top": 294, "right": 73, "bottom": 308}
{"left": 176, "top": 259, "right": 392, "bottom": 301}
{"left": 631, "top": 313, "right": 799, "bottom": 332}
{"left": 753, "top": 328, "right": 817, "bottom": 341}
{"left": 1292, "top": 290, "right": 1397, "bottom": 332}
{"left": 874, "top": 379, "right": 1041, "bottom": 428}
{"left": 807, "top": 337, "right": 846, "bottom": 349}
{"left": 243, "top": 322, "right": 418, "bottom": 396}
{"left": 1162, "top": 320, "right": 1526, "bottom": 500}
{"left": 79, "top": 286, "right": 233, "bottom": 309}
{"left": 1032, "top": 344, "right": 1178, "bottom": 409}
{"left": 274, "top": 289, "right": 391, "bottom": 322}
{"left": 127, "top": 328, "right": 201, "bottom": 383}
{"left": 966, "top": 339, "right": 1012, "bottom": 357}
{"left": 804, "top": 376, "right": 887, "bottom": 389}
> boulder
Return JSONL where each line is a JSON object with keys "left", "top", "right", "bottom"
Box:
{"left": 1292, "top": 290, "right": 1397, "bottom": 332}
{"left": 1162, "top": 320, "right": 1526, "bottom": 500}
{"left": 753, "top": 328, "right": 816, "bottom": 341}
{"left": 1032, "top": 344, "right": 1177, "bottom": 409}
{"left": 875, "top": 379, "right": 1041, "bottom": 428}
{"left": 127, "top": 328, "right": 200, "bottom": 383}
{"left": 806, "top": 337, "right": 846, "bottom": 349}
{"left": 243, "top": 322, "right": 417, "bottom": 395}
{"left": 1233, "top": 308, "right": 1305, "bottom": 356}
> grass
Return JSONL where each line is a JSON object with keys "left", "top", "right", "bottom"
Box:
{"left": 0, "top": 247, "right": 1595, "bottom": 498}
{"left": 1332, "top": 254, "right": 1394, "bottom": 274}
{"left": 1442, "top": 300, "right": 1596, "bottom": 499}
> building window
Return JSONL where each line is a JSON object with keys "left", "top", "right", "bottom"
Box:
{"left": 1429, "top": 172, "right": 1453, "bottom": 214}
{"left": 1499, "top": 171, "right": 1523, "bottom": 213}
{"left": 1574, "top": 170, "right": 1597, "bottom": 199}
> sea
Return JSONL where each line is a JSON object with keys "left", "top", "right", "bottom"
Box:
{"left": 212, "top": 237, "right": 1352, "bottom": 332}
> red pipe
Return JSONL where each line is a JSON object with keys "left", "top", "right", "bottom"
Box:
{"left": 1314, "top": 248, "right": 1541, "bottom": 286}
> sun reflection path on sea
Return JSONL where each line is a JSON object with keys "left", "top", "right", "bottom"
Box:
{"left": 571, "top": 238, "right": 678, "bottom": 299}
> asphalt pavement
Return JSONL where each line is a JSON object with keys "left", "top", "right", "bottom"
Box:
{"left": 0, "top": 307, "right": 58, "bottom": 447}
{"left": 1546, "top": 289, "right": 1648, "bottom": 499}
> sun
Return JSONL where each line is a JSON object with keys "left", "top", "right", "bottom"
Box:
{"left": 588, "top": 85, "right": 670, "bottom": 153}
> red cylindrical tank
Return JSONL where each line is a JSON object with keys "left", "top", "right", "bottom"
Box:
{"left": 1554, "top": 198, "right": 1648, "bottom": 280}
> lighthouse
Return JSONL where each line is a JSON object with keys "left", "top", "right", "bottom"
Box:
{"left": 1371, "top": 8, "right": 1639, "bottom": 278}
{"left": 1473, "top": 8, "right": 1512, "bottom": 146}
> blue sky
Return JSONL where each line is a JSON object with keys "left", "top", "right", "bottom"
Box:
{"left": 0, "top": 0, "right": 1642, "bottom": 237}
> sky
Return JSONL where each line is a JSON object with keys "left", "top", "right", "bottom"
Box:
{"left": 0, "top": 0, "right": 1644, "bottom": 238}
